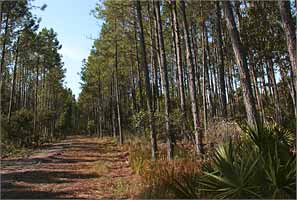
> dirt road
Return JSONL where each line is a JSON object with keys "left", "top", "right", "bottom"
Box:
{"left": 1, "top": 136, "right": 140, "bottom": 199}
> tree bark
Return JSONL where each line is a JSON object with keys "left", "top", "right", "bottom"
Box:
{"left": 205, "top": 23, "right": 215, "bottom": 118}
{"left": 223, "top": 1, "right": 259, "bottom": 129}
{"left": 171, "top": 0, "right": 186, "bottom": 137}
{"left": 279, "top": 0, "right": 297, "bottom": 131}
{"left": 216, "top": 2, "right": 227, "bottom": 118}
{"left": 202, "top": 22, "right": 208, "bottom": 133}
{"left": 267, "top": 60, "right": 282, "bottom": 123}
{"left": 153, "top": 0, "right": 174, "bottom": 160}
{"left": 33, "top": 55, "right": 40, "bottom": 144}
{"left": 0, "top": 8, "right": 10, "bottom": 93}
{"left": 136, "top": 0, "right": 157, "bottom": 160}
{"left": 8, "top": 37, "right": 20, "bottom": 121}
{"left": 180, "top": 0, "right": 203, "bottom": 154}
{"left": 114, "top": 34, "right": 123, "bottom": 145}
{"left": 249, "top": 57, "right": 264, "bottom": 122}
{"left": 133, "top": 19, "right": 144, "bottom": 110}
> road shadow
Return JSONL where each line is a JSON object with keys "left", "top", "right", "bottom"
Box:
{"left": 0, "top": 137, "right": 103, "bottom": 199}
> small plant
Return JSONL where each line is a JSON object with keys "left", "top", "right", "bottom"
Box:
{"left": 92, "top": 160, "right": 109, "bottom": 175}
{"left": 128, "top": 142, "right": 151, "bottom": 175}
{"left": 200, "top": 123, "right": 296, "bottom": 199}
{"left": 87, "top": 120, "right": 95, "bottom": 134}
{"left": 139, "top": 159, "right": 203, "bottom": 199}
{"left": 113, "top": 179, "right": 126, "bottom": 194}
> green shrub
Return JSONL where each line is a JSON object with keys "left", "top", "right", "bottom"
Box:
{"left": 200, "top": 123, "right": 296, "bottom": 199}
{"left": 87, "top": 120, "right": 95, "bottom": 134}
{"left": 128, "top": 141, "right": 151, "bottom": 175}
{"left": 2, "top": 109, "right": 34, "bottom": 147}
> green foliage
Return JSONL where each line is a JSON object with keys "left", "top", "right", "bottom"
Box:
{"left": 130, "top": 110, "right": 148, "bottom": 132}
{"left": 201, "top": 123, "right": 296, "bottom": 199}
{"left": 200, "top": 141, "right": 262, "bottom": 199}
{"left": 87, "top": 120, "right": 96, "bottom": 134}
{"left": 1, "top": 1, "right": 77, "bottom": 148}
{"left": 4, "top": 109, "right": 34, "bottom": 147}
{"left": 128, "top": 140, "right": 151, "bottom": 175}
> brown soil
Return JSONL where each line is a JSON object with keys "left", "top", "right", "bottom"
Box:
{"left": 1, "top": 136, "right": 140, "bottom": 199}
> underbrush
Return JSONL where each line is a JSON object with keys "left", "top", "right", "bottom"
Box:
{"left": 127, "top": 139, "right": 205, "bottom": 198}
{"left": 0, "top": 142, "right": 34, "bottom": 159}
{"left": 127, "top": 122, "right": 296, "bottom": 199}
{"left": 139, "top": 159, "right": 204, "bottom": 198}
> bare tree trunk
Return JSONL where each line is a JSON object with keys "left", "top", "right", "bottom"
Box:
{"left": 171, "top": 0, "right": 186, "bottom": 137}
{"left": 111, "top": 75, "right": 116, "bottom": 138}
{"left": 154, "top": 0, "right": 174, "bottom": 160}
{"left": 98, "top": 72, "right": 103, "bottom": 137}
{"left": 129, "top": 50, "right": 137, "bottom": 113}
{"left": 136, "top": 0, "right": 157, "bottom": 160}
{"left": 223, "top": 1, "right": 259, "bottom": 129}
{"left": 202, "top": 22, "right": 208, "bottom": 133}
{"left": 114, "top": 36, "right": 123, "bottom": 145}
{"left": 0, "top": 8, "right": 10, "bottom": 93}
{"left": 133, "top": 19, "right": 144, "bottom": 110}
{"left": 216, "top": 2, "right": 227, "bottom": 118}
{"left": 33, "top": 56, "right": 40, "bottom": 144}
{"left": 180, "top": 0, "right": 203, "bottom": 154}
{"left": 8, "top": 37, "right": 20, "bottom": 121}
{"left": 279, "top": 0, "right": 297, "bottom": 131}
{"left": 205, "top": 23, "right": 215, "bottom": 118}
{"left": 227, "top": 65, "right": 235, "bottom": 116}
{"left": 148, "top": 1, "right": 159, "bottom": 113}
{"left": 0, "top": 2, "right": 3, "bottom": 32}
{"left": 250, "top": 57, "right": 264, "bottom": 122}
{"left": 267, "top": 60, "right": 282, "bottom": 123}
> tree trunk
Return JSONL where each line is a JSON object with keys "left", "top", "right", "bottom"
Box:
{"left": 154, "top": 0, "right": 174, "bottom": 160}
{"left": 216, "top": 2, "right": 227, "bottom": 118}
{"left": 148, "top": 1, "right": 159, "bottom": 112}
{"left": 279, "top": 0, "right": 297, "bottom": 131}
{"left": 129, "top": 50, "right": 137, "bottom": 112}
{"left": 133, "top": 19, "right": 144, "bottom": 110}
{"left": 114, "top": 36, "right": 123, "bottom": 145}
{"left": 223, "top": 1, "right": 259, "bottom": 129}
{"left": 205, "top": 23, "right": 215, "bottom": 118}
{"left": 250, "top": 57, "right": 264, "bottom": 122}
{"left": 202, "top": 22, "right": 208, "bottom": 133}
{"left": 136, "top": 0, "right": 157, "bottom": 160}
{"left": 33, "top": 56, "right": 40, "bottom": 144}
{"left": 111, "top": 75, "right": 117, "bottom": 138}
{"left": 267, "top": 60, "right": 281, "bottom": 123}
{"left": 0, "top": 8, "right": 10, "bottom": 93}
{"left": 180, "top": 0, "right": 203, "bottom": 154}
{"left": 171, "top": 0, "right": 186, "bottom": 137}
{"left": 8, "top": 37, "right": 20, "bottom": 121}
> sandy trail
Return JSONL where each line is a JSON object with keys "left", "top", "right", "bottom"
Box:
{"left": 1, "top": 136, "right": 139, "bottom": 199}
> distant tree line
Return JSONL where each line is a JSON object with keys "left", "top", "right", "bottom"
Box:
{"left": 1, "top": 0, "right": 77, "bottom": 147}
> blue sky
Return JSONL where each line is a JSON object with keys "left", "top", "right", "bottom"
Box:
{"left": 32, "top": 0, "right": 102, "bottom": 98}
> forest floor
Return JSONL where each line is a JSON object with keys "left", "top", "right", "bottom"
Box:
{"left": 1, "top": 136, "right": 141, "bottom": 199}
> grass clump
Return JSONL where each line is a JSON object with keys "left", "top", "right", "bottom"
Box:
{"left": 92, "top": 160, "right": 109, "bottom": 175}
{"left": 140, "top": 159, "right": 203, "bottom": 199}
{"left": 127, "top": 140, "right": 204, "bottom": 199}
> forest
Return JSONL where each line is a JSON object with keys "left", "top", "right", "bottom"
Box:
{"left": 1, "top": 0, "right": 296, "bottom": 199}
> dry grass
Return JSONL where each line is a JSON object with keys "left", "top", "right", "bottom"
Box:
{"left": 205, "top": 120, "right": 241, "bottom": 147}
{"left": 91, "top": 160, "right": 110, "bottom": 175}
